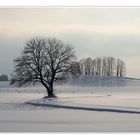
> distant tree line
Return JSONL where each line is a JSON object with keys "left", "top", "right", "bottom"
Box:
{"left": 0, "top": 74, "right": 8, "bottom": 81}
{"left": 70, "top": 57, "right": 126, "bottom": 77}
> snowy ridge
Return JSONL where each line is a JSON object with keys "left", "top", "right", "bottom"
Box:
{"left": 66, "top": 75, "right": 140, "bottom": 87}
{"left": 66, "top": 75, "right": 124, "bottom": 86}
{"left": 26, "top": 97, "right": 140, "bottom": 114}
{"left": 0, "top": 76, "right": 140, "bottom": 89}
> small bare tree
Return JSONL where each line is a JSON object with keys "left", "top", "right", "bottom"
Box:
{"left": 10, "top": 37, "right": 75, "bottom": 98}
{"left": 119, "top": 60, "right": 126, "bottom": 77}
{"left": 116, "top": 59, "right": 126, "bottom": 77}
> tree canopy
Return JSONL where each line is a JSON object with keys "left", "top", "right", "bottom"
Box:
{"left": 10, "top": 37, "right": 75, "bottom": 97}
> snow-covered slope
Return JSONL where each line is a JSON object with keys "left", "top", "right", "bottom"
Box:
{"left": 0, "top": 91, "right": 140, "bottom": 132}
{"left": 1, "top": 76, "right": 140, "bottom": 89}
{"left": 66, "top": 75, "right": 140, "bottom": 87}
{"left": 0, "top": 80, "right": 140, "bottom": 131}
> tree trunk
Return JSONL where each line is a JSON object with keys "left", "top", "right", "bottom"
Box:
{"left": 45, "top": 83, "right": 56, "bottom": 98}
{"left": 47, "top": 88, "right": 56, "bottom": 98}
{"left": 41, "top": 80, "right": 56, "bottom": 98}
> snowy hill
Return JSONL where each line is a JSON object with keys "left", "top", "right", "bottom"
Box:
{"left": 0, "top": 76, "right": 140, "bottom": 89}
{"left": 66, "top": 75, "right": 140, "bottom": 87}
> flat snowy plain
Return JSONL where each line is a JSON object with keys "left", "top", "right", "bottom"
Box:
{"left": 0, "top": 80, "right": 140, "bottom": 132}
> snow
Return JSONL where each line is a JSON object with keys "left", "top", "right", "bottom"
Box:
{"left": 0, "top": 81, "right": 140, "bottom": 132}
{"left": 66, "top": 75, "right": 140, "bottom": 87}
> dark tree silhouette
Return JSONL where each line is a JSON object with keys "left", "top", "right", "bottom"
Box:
{"left": 10, "top": 37, "right": 75, "bottom": 98}
{"left": 0, "top": 74, "right": 8, "bottom": 81}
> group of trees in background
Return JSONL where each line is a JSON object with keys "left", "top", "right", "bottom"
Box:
{"left": 70, "top": 57, "right": 126, "bottom": 77}
{"left": 0, "top": 74, "right": 8, "bottom": 81}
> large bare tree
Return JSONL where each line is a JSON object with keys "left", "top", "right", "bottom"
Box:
{"left": 10, "top": 37, "right": 75, "bottom": 98}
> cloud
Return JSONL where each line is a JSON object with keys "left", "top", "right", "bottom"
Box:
{"left": 1, "top": 22, "right": 140, "bottom": 39}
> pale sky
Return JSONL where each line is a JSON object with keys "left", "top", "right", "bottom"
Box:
{"left": 0, "top": 8, "right": 140, "bottom": 78}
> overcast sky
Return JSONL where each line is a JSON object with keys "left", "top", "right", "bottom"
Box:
{"left": 0, "top": 8, "right": 140, "bottom": 78}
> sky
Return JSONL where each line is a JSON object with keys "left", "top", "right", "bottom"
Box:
{"left": 0, "top": 7, "right": 140, "bottom": 78}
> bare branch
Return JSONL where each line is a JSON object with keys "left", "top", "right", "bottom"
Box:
{"left": 10, "top": 37, "right": 75, "bottom": 97}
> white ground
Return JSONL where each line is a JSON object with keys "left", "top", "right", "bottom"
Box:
{"left": 0, "top": 82, "right": 140, "bottom": 132}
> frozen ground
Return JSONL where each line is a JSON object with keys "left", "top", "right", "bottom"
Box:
{"left": 0, "top": 81, "right": 140, "bottom": 132}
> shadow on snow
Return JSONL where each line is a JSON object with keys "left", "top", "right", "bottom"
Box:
{"left": 26, "top": 101, "right": 140, "bottom": 115}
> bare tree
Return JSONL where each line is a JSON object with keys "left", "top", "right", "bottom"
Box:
{"left": 70, "top": 61, "right": 81, "bottom": 76}
{"left": 106, "top": 57, "right": 115, "bottom": 76}
{"left": 91, "top": 59, "right": 97, "bottom": 75}
{"left": 96, "top": 57, "right": 102, "bottom": 76}
{"left": 84, "top": 58, "right": 93, "bottom": 75}
{"left": 116, "top": 59, "right": 126, "bottom": 77}
{"left": 116, "top": 59, "right": 121, "bottom": 77}
{"left": 79, "top": 59, "right": 85, "bottom": 75}
{"left": 119, "top": 60, "right": 126, "bottom": 77}
{"left": 102, "top": 57, "right": 107, "bottom": 76}
{"left": 10, "top": 37, "right": 75, "bottom": 98}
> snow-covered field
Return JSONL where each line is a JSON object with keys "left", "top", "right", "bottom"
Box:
{"left": 0, "top": 81, "right": 140, "bottom": 132}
